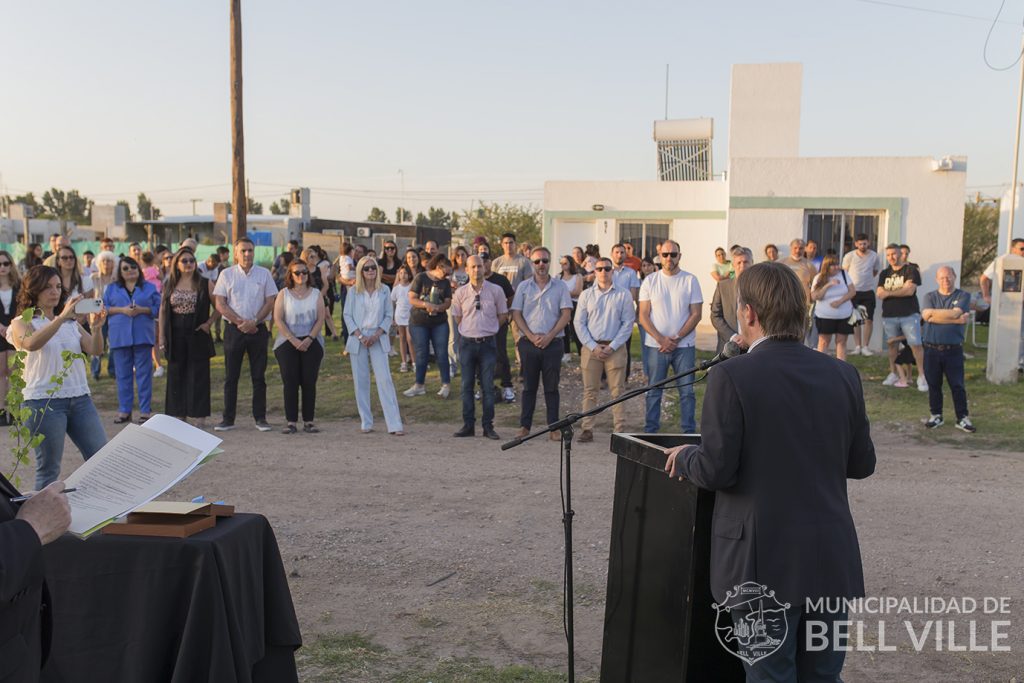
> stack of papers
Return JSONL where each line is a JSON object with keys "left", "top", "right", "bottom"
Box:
{"left": 63, "top": 415, "right": 223, "bottom": 538}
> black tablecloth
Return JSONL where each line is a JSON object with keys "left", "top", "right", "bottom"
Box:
{"left": 40, "top": 513, "right": 302, "bottom": 683}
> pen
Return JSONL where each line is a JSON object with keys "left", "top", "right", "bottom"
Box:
{"left": 9, "top": 488, "right": 77, "bottom": 503}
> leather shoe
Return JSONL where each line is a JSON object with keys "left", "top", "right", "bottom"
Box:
{"left": 577, "top": 429, "right": 594, "bottom": 443}
{"left": 453, "top": 425, "right": 475, "bottom": 437}
{"left": 482, "top": 426, "right": 500, "bottom": 440}
{"left": 516, "top": 427, "right": 529, "bottom": 438}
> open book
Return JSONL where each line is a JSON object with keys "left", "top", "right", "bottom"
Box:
{"left": 63, "top": 415, "right": 223, "bottom": 538}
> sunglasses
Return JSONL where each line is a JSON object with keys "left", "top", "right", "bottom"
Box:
{"left": 384, "top": 246, "right": 396, "bottom": 251}
{"left": 532, "top": 258, "right": 549, "bottom": 265}
{"left": 0, "top": 261, "right": 10, "bottom": 267}
{"left": 292, "top": 270, "right": 309, "bottom": 276}
{"left": 661, "top": 252, "right": 680, "bottom": 259}
{"left": 479, "top": 253, "right": 491, "bottom": 260}
{"left": 594, "top": 266, "right": 612, "bottom": 272}
{"left": 474, "top": 293, "right": 481, "bottom": 311}
{"left": 362, "top": 266, "right": 377, "bottom": 272}
{"left": 59, "top": 255, "right": 76, "bottom": 261}
{"left": 179, "top": 258, "right": 196, "bottom": 265}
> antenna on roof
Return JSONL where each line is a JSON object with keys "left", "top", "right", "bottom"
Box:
{"left": 664, "top": 64, "right": 669, "bottom": 120}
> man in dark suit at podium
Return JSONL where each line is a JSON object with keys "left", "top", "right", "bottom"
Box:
{"left": 665, "top": 262, "right": 875, "bottom": 682}
{"left": 0, "top": 478, "right": 72, "bottom": 683}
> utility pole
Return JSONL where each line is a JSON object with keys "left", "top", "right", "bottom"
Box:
{"left": 230, "top": 0, "right": 246, "bottom": 242}
{"left": 190, "top": 198, "right": 202, "bottom": 215}
{"left": 1008, "top": 31, "right": 1024, "bottom": 249}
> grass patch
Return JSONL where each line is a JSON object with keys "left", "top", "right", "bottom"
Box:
{"left": 296, "top": 631, "right": 589, "bottom": 683}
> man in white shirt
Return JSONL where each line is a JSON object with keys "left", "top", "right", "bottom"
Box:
{"left": 213, "top": 237, "right": 279, "bottom": 432}
{"left": 842, "top": 233, "right": 882, "bottom": 356}
{"left": 638, "top": 239, "right": 703, "bottom": 433}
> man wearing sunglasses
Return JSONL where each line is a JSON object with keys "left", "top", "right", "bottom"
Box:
{"left": 451, "top": 255, "right": 508, "bottom": 439}
{"left": 510, "top": 247, "right": 573, "bottom": 440}
{"left": 573, "top": 257, "right": 635, "bottom": 442}
{"left": 638, "top": 239, "right": 703, "bottom": 434}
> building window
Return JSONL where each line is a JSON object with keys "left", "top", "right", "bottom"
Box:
{"left": 804, "top": 210, "right": 881, "bottom": 260}
{"left": 619, "top": 222, "right": 670, "bottom": 259}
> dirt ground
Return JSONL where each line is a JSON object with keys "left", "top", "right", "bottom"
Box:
{"left": 10, "top": 359, "right": 1024, "bottom": 682}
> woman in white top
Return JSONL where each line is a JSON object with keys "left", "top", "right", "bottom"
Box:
{"left": 558, "top": 255, "right": 584, "bottom": 360}
{"left": 0, "top": 251, "right": 21, "bottom": 424}
{"left": 273, "top": 258, "right": 326, "bottom": 434}
{"left": 390, "top": 265, "right": 414, "bottom": 372}
{"left": 8, "top": 265, "right": 108, "bottom": 490}
{"left": 344, "top": 256, "right": 404, "bottom": 436}
{"left": 810, "top": 253, "right": 856, "bottom": 361}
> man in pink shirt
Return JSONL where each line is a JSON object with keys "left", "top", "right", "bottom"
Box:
{"left": 451, "top": 255, "right": 509, "bottom": 439}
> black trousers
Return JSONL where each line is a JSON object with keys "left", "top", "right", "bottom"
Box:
{"left": 274, "top": 340, "right": 324, "bottom": 423}
{"left": 222, "top": 323, "right": 269, "bottom": 423}
{"left": 517, "top": 337, "right": 562, "bottom": 430}
{"left": 494, "top": 321, "right": 512, "bottom": 388}
{"left": 165, "top": 318, "right": 212, "bottom": 418}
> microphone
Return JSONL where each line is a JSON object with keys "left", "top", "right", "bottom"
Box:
{"left": 698, "top": 340, "right": 746, "bottom": 370}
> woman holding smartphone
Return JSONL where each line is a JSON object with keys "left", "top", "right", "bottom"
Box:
{"left": 103, "top": 256, "right": 161, "bottom": 424}
{"left": 7, "top": 265, "right": 108, "bottom": 489}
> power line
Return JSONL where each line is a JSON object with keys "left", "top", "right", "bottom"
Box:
{"left": 852, "top": 0, "right": 1019, "bottom": 24}
{"left": 983, "top": 0, "right": 1024, "bottom": 71}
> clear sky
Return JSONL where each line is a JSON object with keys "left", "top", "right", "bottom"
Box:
{"left": 2, "top": 0, "right": 1023, "bottom": 221}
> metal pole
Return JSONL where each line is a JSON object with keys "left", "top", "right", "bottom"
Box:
{"left": 230, "top": 0, "right": 246, "bottom": 241}
{"left": 1008, "top": 31, "right": 1024, "bottom": 248}
{"left": 664, "top": 64, "right": 669, "bottom": 120}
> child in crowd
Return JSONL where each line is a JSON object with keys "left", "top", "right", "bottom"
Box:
{"left": 391, "top": 265, "right": 414, "bottom": 372}
{"left": 888, "top": 335, "right": 917, "bottom": 388}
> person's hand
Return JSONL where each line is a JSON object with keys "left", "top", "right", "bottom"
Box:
{"left": 239, "top": 320, "right": 256, "bottom": 334}
{"left": 89, "top": 304, "right": 107, "bottom": 326}
{"left": 728, "top": 333, "right": 745, "bottom": 349}
{"left": 663, "top": 446, "right": 688, "bottom": 481}
{"left": 16, "top": 481, "right": 72, "bottom": 545}
{"left": 830, "top": 300, "right": 843, "bottom": 309}
{"left": 534, "top": 333, "right": 550, "bottom": 349}
{"left": 298, "top": 337, "right": 313, "bottom": 352}
{"left": 290, "top": 336, "right": 304, "bottom": 350}
{"left": 958, "top": 313, "right": 970, "bottom": 324}
{"left": 597, "top": 344, "right": 612, "bottom": 360}
{"left": 197, "top": 321, "right": 212, "bottom": 334}
{"left": 59, "top": 295, "right": 84, "bottom": 321}
{"left": 658, "top": 336, "right": 678, "bottom": 353}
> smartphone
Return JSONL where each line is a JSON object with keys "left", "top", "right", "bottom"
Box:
{"left": 74, "top": 299, "right": 103, "bottom": 315}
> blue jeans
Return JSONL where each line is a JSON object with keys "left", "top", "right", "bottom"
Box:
{"left": 112, "top": 344, "right": 154, "bottom": 414}
{"left": 923, "top": 344, "right": 968, "bottom": 420}
{"left": 642, "top": 344, "right": 696, "bottom": 433}
{"left": 731, "top": 606, "right": 848, "bottom": 683}
{"left": 24, "top": 394, "right": 108, "bottom": 490}
{"left": 460, "top": 337, "right": 496, "bottom": 428}
{"left": 410, "top": 324, "right": 450, "bottom": 385}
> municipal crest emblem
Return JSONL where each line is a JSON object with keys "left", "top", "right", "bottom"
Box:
{"left": 713, "top": 582, "right": 791, "bottom": 665}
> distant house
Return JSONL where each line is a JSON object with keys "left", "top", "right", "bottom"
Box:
{"left": 544, "top": 63, "right": 967, "bottom": 345}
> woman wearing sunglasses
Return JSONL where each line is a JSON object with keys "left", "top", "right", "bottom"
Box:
{"left": 158, "top": 248, "right": 219, "bottom": 428}
{"left": 344, "top": 256, "right": 404, "bottom": 435}
{"left": 273, "top": 259, "right": 326, "bottom": 434}
{"left": 103, "top": 256, "right": 161, "bottom": 424}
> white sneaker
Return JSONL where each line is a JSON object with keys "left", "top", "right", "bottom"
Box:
{"left": 399, "top": 362, "right": 409, "bottom": 373}
{"left": 503, "top": 387, "right": 515, "bottom": 403}
{"left": 437, "top": 384, "right": 450, "bottom": 399}
{"left": 153, "top": 365, "right": 165, "bottom": 378}
{"left": 474, "top": 389, "right": 481, "bottom": 401}
{"left": 403, "top": 385, "right": 426, "bottom": 397}
{"left": 860, "top": 347, "right": 874, "bottom": 357}
{"left": 917, "top": 376, "right": 928, "bottom": 392}
{"left": 561, "top": 353, "right": 571, "bottom": 364}
{"left": 852, "top": 345, "right": 862, "bottom": 355}
{"left": 882, "top": 372, "right": 899, "bottom": 386}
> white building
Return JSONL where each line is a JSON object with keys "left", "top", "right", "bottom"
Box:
{"left": 544, "top": 63, "right": 967, "bottom": 344}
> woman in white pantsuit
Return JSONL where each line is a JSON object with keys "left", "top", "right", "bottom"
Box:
{"left": 344, "top": 256, "right": 405, "bottom": 435}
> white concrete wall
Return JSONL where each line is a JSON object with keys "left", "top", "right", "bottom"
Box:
{"left": 728, "top": 208, "right": 805, "bottom": 262}
{"left": 544, "top": 180, "right": 727, "bottom": 212}
{"left": 729, "top": 157, "right": 967, "bottom": 291}
{"left": 729, "top": 63, "right": 802, "bottom": 159}
{"left": 672, "top": 218, "right": 730, "bottom": 317}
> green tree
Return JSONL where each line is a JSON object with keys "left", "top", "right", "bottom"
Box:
{"left": 40, "top": 188, "right": 92, "bottom": 222}
{"left": 3, "top": 192, "right": 41, "bottom": 216}
{"left": 460, "top": 202, "right": 542, "bottom": 248}
{"left": 269, "top": 197, "right": 291, "bottom": 215}
{"left": 414, "top": 206, "right": 459, "bottom": 230}
{"left": 395, "top": 207, "right": 412, "bottom": 223}
{"left": 137, "top": 192, "right": 161, "bottom": 220}
{"left": 247, "top": 197, "right": 263, "bottom": 214}
{"left": 961, "top": 201, "right": 999, "bottom": 284}
{"left": 367, "top": 207, "right": 390, "bottom": 223}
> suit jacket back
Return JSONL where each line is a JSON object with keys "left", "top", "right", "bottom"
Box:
{"left": 677, "top": 339, "right": 876, "bottom": 606}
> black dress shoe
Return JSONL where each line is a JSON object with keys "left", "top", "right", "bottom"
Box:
{"left": 453, "top": 425, "right": 475, "bottom": 437}
{"left": 482, "top": 426, "right": 500, "bottom": 440}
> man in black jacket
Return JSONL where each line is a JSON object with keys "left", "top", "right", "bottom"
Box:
{"left": 0, "top": 478, "right": 71, "bottom": 682}
{"left": 666, "top": 262, "right": 875, "bottom": 681}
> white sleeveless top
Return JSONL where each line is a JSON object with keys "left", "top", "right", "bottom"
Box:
{"left": 273, "top": 288, "right": 323, "bottom": 350}
{"left": 8, "top": 317, "right": 90, "bottom": 400}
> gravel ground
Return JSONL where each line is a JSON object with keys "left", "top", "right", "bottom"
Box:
{"left": 8, "top": 361, "right": 1022, "bottom": 682}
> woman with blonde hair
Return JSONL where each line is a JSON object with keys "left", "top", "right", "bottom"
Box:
{"left": 343, "top": 256, "right": 404, "bottom": 435}
{"left": 810, "top": 254, "right": 856, "bottom": 361}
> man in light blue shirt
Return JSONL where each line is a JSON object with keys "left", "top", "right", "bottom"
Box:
{"left": 610, "top": 243, "right": 641, "bottom": 378}
{"left": 574, "top": 257, "right": 635, "bottom": 442}
{"left": 511, "top": 247, "right": 573, "bottom": 439}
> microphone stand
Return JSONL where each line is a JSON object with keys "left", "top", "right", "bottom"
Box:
{"left": 501, "top": 348, "right": 733, "bottom": 682}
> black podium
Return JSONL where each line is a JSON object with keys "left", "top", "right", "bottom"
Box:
{"left": 600, "top": 433, "right": 744, "bottom": 682}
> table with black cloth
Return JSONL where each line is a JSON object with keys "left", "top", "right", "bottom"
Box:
{"left": 39, "top": 513, "right": 302, "bottom": 683}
